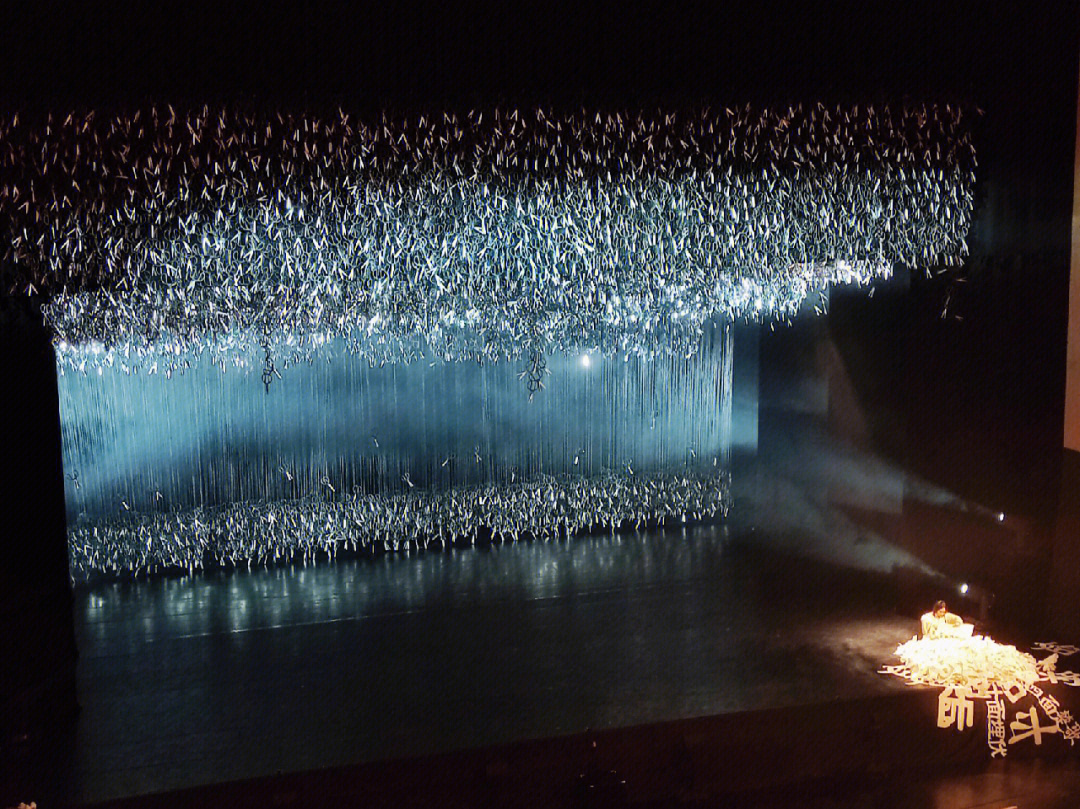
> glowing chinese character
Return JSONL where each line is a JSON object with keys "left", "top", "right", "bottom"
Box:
{"left": 1002, "top": 682, "right": 1028, "bottom": 703}
{"left": 1036, "top": 653, "right": 1060, "bottom": 684}
{"left": 1033, "top": 642, "right": 1079, "bottom": 656}
{"left": 1029, "top": 685, "right": 1057, "bottom": 713}
{"left": 938, "top": 686, "right": 975, "bottom": 731}
{"left": 1009, "top": 707, "right": 1059, "bottom": 746}
{"left": 1054, "top": 670, "right": 1080, "bottom": 687}
{"left": 878, "top": 664, "right": 910, "bottom": 678}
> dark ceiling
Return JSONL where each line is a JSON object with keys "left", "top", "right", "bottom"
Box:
{"left": 0, "top": 2, "right": 1075, "bottom": 110}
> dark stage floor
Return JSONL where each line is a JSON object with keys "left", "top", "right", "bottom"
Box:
{"left": 27, "top": 523, "right": 934, "bottom": 806}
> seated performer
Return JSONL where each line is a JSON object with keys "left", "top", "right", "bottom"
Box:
{"left": 920, "top": 600, "right": 973, "bottom": 639}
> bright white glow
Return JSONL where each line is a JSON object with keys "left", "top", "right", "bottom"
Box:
{"left": 579, "top": 354, "right": 591, "bottom": 368}
{"left": 960, "top": 583, "right": 969, "bottom": 595}
{"left": 997, "top": 512, "right": 1005, "bottom": 522}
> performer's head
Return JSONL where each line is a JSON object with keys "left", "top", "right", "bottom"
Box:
{"left": 933, "top": 600, "right": 948, "bottom": 618}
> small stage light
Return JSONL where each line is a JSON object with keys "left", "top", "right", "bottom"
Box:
{"left": 960, "top": 583, "right": 969, "bottom": 595}
{"left": 997, "top": 512, "right": 1005, "bottom": 522}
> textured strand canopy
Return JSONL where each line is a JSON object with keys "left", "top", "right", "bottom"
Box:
{"left": 0, "top": 103, "right": 976, "bottom": 369}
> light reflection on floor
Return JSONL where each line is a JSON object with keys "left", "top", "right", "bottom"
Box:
{"left": 68, "top": 523, "right": 924, "bottom": 805}
{"left": 80, "top": 527, "right": 737, "bottom": 642}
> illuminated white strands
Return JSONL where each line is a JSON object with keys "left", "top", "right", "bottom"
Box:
{"left": 59, "top": 324, "right": 734, "bottom": 577}
{"left": 67, "top": 468, "right": 731, "bottom": 578}
{"left": 17, "top": 101, "right": 976, "bottom": 577}
{"left": 0, "top": 103, "right": 975, "bottom": 368}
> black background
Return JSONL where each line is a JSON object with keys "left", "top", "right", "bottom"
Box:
{"left": 0, "top": 2, "right": 1073, "bottom": 111}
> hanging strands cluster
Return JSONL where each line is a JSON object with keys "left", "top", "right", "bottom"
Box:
{"left": 67, "top": 467, "right": 731, "bottom": 578}
{"left": 0, "top": 103, "right": 975, "bottom": 373}
{"left": 58, "top": 329, "right": 732, "bottom": 517}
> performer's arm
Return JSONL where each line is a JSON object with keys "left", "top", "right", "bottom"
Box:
{"left": 920, "top": 613, "right": 935, "bottom": 637}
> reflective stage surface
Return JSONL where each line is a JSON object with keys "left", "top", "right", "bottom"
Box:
{"left": 53, "top": 523, "right": 927, "bottom": 805}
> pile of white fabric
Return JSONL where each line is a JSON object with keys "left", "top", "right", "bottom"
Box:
{"left": 894, "top": 635, "right": 1040, "bottom": 688}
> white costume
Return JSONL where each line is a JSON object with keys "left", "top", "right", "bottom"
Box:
{"left": 920, "top": 610, "right": 973, "bottom": 640}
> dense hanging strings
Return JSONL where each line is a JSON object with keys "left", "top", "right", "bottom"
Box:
{"left": 58, "top": 332, "right": 730, "bottom": 512}
{"left": 0, "top": 103, "right": 976, "bottom": 372}
{"left": 59, "top": 327, "right": 733, "bottom": 578}
{"left": 67, "top": 468, "right": 731, "bottom": 578}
